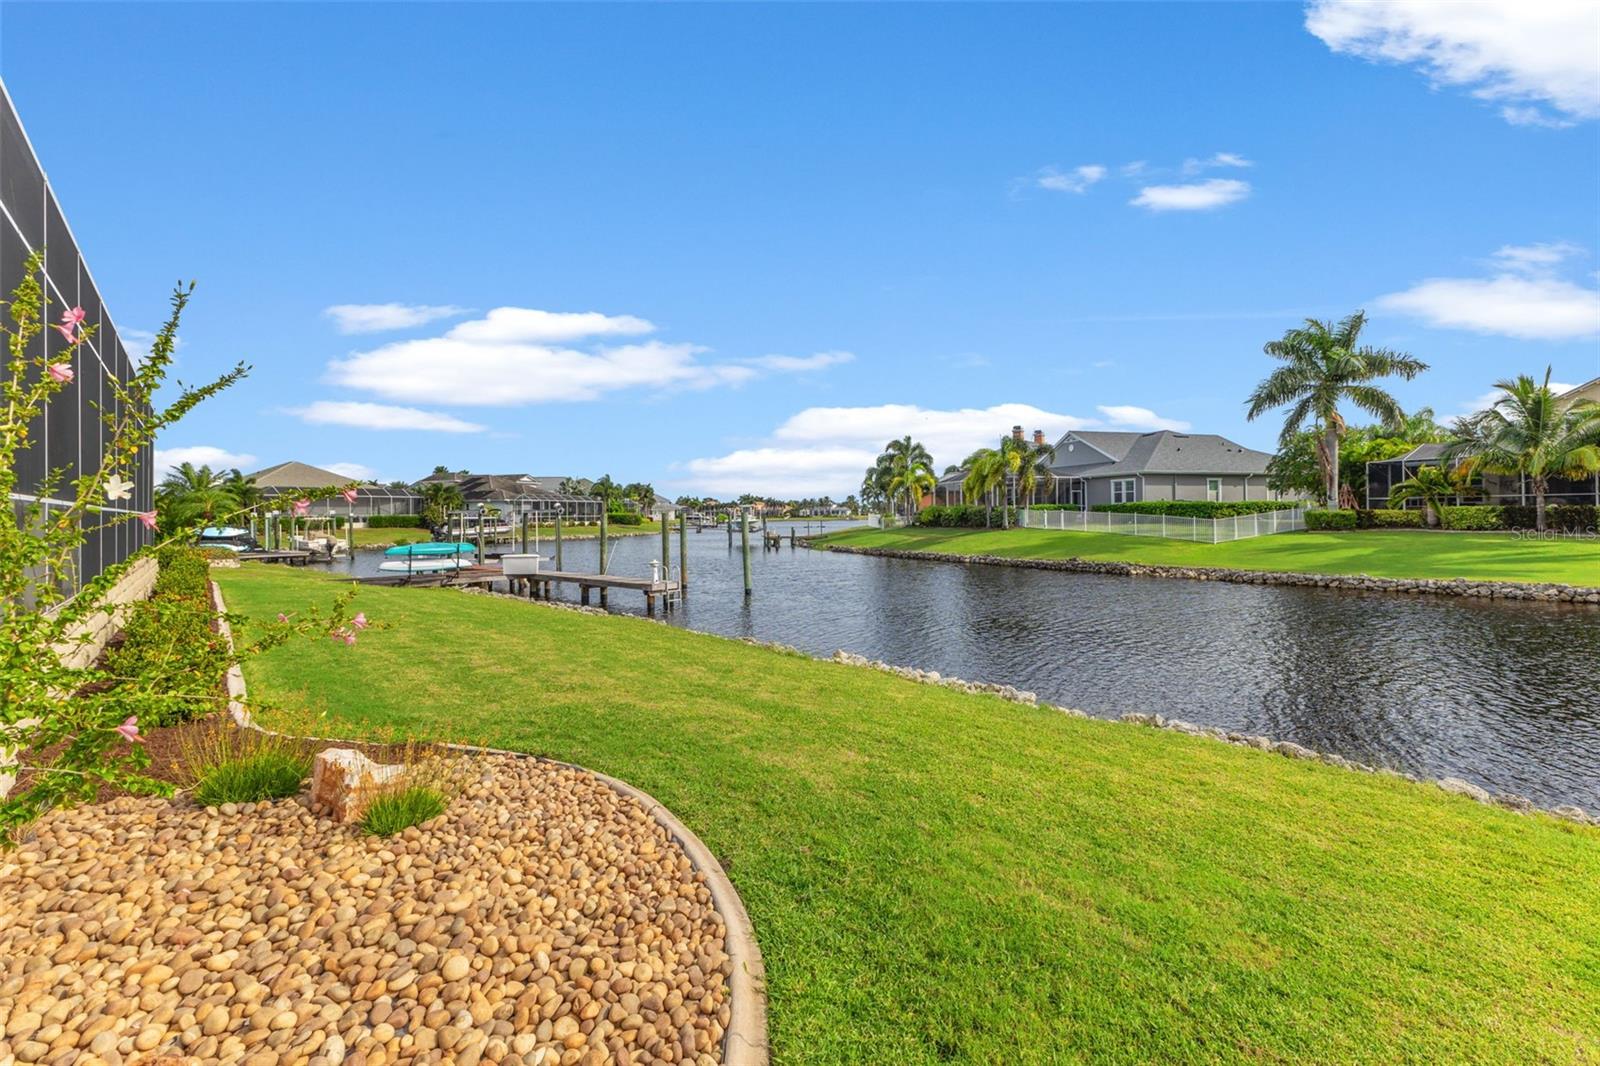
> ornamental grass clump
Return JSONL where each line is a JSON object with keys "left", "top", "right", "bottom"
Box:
{"left": 359, "top": 743, "right": 466, "bottom": 836}
{"left": 181, "top": 713, "right": 317, "bottom": 806}
{"left": 0, "top": 251, "right": 379, "bottom": 845}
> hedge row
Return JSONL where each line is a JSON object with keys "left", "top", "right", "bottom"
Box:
{"left": 1090, "top": 500, "right": 1302, "bottom": 519}
{"left": 1304, "top": 509, "right": 1423, "bottom": 530}
{"left": 106, "top": 547, "right": 230, "bottom": 727}
{"left": 606, "top": 511, "right": 644, "bottom": 526}
{"left": 365, "top": 514, "right": 423, "bottom": 528}
{"left": 1303, "top": 504, "right": 1597, "bottom": 532}
{"left": 1029, "top": 504, "right": 1081, "bottom": 512}
{"left": 916, "top": 504, "right": 1022, "bottom": 528}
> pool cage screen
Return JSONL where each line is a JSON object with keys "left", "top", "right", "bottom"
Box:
{"left": 3, "top": 84, "right": 153, "bottom": 596}
{"left": 256, "top": 484, "right": 421, "bottom": 519}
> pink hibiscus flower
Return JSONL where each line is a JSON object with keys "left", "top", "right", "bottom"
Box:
{"left": 114, "top": 716, "right": 144, "bottom": 745}
{"left": 60, "top": 307, "right": 86, "bottom": 326}
{"left": 351, "top": 612, "right": 369, "bottom": 630}
{"left": 293, "top": 498, "right": 311, "bottom": 516}
{"left": 137, "top": 511, "right": 158, "bottom": 531}
{"left": 47, "top": 362, "right": 74, "bottom": 384}
{"left": 341, "top": 488, "right": 359, "bottom": 503}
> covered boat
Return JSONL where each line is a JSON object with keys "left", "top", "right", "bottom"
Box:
{"left": 198, "top": 526, "right": 253, "bottom": 552}
{"left": 378, "top": 541, "right": 475, "bottom": 573}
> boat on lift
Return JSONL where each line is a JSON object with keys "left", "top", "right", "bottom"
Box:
{"left": 198, "top": 526, "right": 254, "bottom": 553}
{"left": 377, "top": 541, "right": 475, "bottom": 573}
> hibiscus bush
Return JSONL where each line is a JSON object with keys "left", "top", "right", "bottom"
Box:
{"left": 0, "top": 252, "right": 372, "bottom": 844}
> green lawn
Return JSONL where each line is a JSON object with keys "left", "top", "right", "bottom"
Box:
{"left": 351, "top": 526, "right": 431, "bottom": 547}
{"left": 817, "top": 526, "right": 1600, "bottom": 585}
{"left": 217, "top": 565, "right": 1599, "bottom": 1064}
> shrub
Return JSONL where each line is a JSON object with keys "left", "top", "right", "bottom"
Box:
{"left": 361, "top": 785, "right": 449, "bottom": 835}
{"left": 366, "top": 514, "right": 423, "bottom": 528}
{"left": 1090, "top": 500, "right": 1301, "bottom": 518}
{"left": 1029, "top": 504, "right": 1080, "bottom": 512}
{"left": 1356, "top": 509, "right": 1423, "bottom": 529}
{"left": 107, "top": 547, "right": 230, "bottom": 727}
{"left": 1305, "top": 509, "right": 1358, "bottom": 530}
{"left": 1499, "top": 503, "right": 1597, "bottom": 532}
{"left": 1439, "top": 505, "right": 1504, "bottom": 531}
{"left": 606, "top": 511, "right": 643, "bottom": 526}
{"left": 916, "top": 505, "right": 1020, "bottom": 528}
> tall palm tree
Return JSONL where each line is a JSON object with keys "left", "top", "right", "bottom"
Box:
{"left": 1246, "top": 311, "right": 1428, "bottom": 505}
{"left": 1445, "top": 368, "right": 1600, "bottom": 532}
{"left": 881, "top": 436, "right": 935, "bottom": 520}
{"left": 861, "top": 453, "right": 895, "bottom": 515}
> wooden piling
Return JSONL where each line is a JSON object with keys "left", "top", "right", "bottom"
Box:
{"left": 599, "top": 512, "right": 609, "bottom": 574}
{"left": 678, "top": 513, "right": 688, "bottom": 591}
{"left": 660, "top": 512, "right": 671, "bottom": 584}
{"left": 740, "top": 509, "right": 752, "bottom": 598}
{"left": 520, "top": 512, "right": 529, "bottom": 554}
{"left": 554, "top": 512, "right": 563, "bottom": 571}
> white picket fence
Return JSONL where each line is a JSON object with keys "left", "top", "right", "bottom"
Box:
{"left": 1020, "top": 505, "right": 1309, "bottom": 543}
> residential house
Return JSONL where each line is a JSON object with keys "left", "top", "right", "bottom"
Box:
{"left": 1366, "top": 378, "right": 1600, "bottom": 509}
{"left": 412, "top": 472, "right": 605, "bottom": 522}
{"left": 248, "top": 461, "right": 419, "bottom": 517}
{"left": 935, "top": 426, "right": 1284, "bottom": 508}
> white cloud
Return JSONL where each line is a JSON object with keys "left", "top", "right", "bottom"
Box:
{"left": 744, "top": 351, "right": 855, "bottom": 372}
{"left": 1031, "top": 164, "right": 1108, "bottom": 194}
{"left": 445, "top": 308, "right": 654, "bottom": 344}
{"left": 121, "top": 328, "right": 181, "bottom": 366}
{"left": 1094, "top": 405, "right": 1191, "bottom": 431}
{"left": 1306, "top": 0, "right": 1600, "bottom": 127}
{"left": 1182, "top": 152, "right": 1253, "bottom": 174}
{"left": 674, "top": 401, "right": 1190, "bottom": 496}
{"left": 320, "top": 462, "right": 380, "bottom": 482}
{"left": 289, "top": 400, "right": 485, "bottom": 433}
{"left": 1489, "top": 241, "right": 1584, "bottom": 273}
{"left": 326, "top": 308, "right": 842, "bottom": 405}
{"left": 153, "top": 445, "right": 257, "bottom": 480}
{"left": 1130, "top": 178, "right": 1252, "bottom": 212}
{"left": 323, "top": 303, "right": 470, "bottom": 334}
{"left": 1378, "top": 245, "right": 1600, "bottom": 339}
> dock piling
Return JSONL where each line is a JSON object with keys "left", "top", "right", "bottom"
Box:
{"left": 599, "top": 512, "right": 609, "bottom": 574}
{"left": 740, "top": 509, "right": 752, "bottom": 598}
{"left": 678, "top": 513, "right": 688, "bottom": 591}
{"left": 554, "top": 512, "right": 563, "bottom": 571}
{"left": 660, "top": 512, "right": 671, "bottom": 587}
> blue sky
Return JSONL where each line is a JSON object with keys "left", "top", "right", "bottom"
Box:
{"left": 4, "top": 1, "right": 1597, "bottom": 497}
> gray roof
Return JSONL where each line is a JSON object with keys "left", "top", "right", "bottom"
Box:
{"left": 247, "top": 461, "right": 370, "bottom": 489}
{"left": 1398, "top": 443, "right": 1450, "bottom": 462}
{"left": 1049, "top": 431, "right": 1273, "bottom": 478}
{"left": 1050, "top": 431, "right": 1147, "bottom": 463}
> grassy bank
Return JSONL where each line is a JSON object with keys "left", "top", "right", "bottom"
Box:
{"left": 816, "top": 525, "right": 1600, "bottom": 585}
{"left": 217, "top": 565, "right": 1598, "bottom": 1064}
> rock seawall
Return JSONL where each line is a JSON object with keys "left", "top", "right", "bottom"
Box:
{"left": 808, "top": 542, "right": 1600, "bottom": 604}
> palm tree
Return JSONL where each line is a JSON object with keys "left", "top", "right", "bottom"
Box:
{"left": 155, "top": 463, "right": 235, "bottom": 533}
{"left": 418, "top": 481, "right": 465, "bottom": 530}
{"left": 1385, "top": 465, "right": 1477, "bottom": 528}
{"left": 880, "top": 436, "right": 935, "bottom": 521}
{"left": 960, "top": 447, "right": 1006, "bottom": 526}
{"left": 1445, "top": 368, "right": 1600, "bottom": 532}
{"left": 222, "top": 468, "right": 263, "bottom": 512}
{"left": 1246, "top": 311, "right": 1428, "bottom": 506}
{"left": 861, "top": 454, "right": 895, "bottom": 515}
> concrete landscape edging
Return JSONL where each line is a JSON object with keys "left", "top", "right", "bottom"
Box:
{"left": 210, "top": 582, "right": 771, "bottom": 1065}
{"left": 806, "top": 541, "right": 1600, "bottom": 604}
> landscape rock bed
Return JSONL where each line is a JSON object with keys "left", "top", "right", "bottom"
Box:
{"left": 0, "top": 755, "right": 733, "bottom": 1066}
{"left": 812, "top": 542, "right": 1600, "bottom": 604}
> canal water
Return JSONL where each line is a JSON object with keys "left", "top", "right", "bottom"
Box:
{"left": 316, "top": 521, "right": 1600, "bottom": 810}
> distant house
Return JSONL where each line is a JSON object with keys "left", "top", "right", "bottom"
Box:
{"left": 247, "top": 461, "right": 419, "bottom": 517}
{"left": 1366, "top": 377, "right": 1600, "bottom": 509}
{"left": 412, "top": 472, "right": 604, "bottom": 521}
{"left": 934, "top": 426, "right": 1286, "bottom": 507}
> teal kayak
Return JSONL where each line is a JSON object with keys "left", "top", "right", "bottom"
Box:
{"left": 384, "top": 542, "right": 474, "bottom": 557}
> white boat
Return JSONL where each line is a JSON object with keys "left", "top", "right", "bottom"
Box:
{"left": 377, "top": 556, "right": 468, "bottom": 573}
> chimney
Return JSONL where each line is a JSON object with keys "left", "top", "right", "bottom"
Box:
{"left": 1012, "top": 425, "right": 1024, "bottom": 441}
{"left": 1033, "top": 429, "right": 1045, "bottom": 446}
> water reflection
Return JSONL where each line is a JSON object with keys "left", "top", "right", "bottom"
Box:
{"left": 317, "top": 522, "right": 1600, "bottom": 809}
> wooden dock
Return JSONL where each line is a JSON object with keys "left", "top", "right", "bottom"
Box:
{"left": 237, "top": 550, "right": 316, "bottom": 566}
{"left": 358, "top": 564, "right": 683, "bottom": 612}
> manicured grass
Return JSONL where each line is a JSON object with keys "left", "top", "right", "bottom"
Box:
{"left": 352, "top": 526, "right": 431, "bottom": 547}
{"left": 218, "top": 565, "right": 1600, "bottom": 1065}
{"left": 817, "top": 525, "right": 1600, "bottom": 585}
